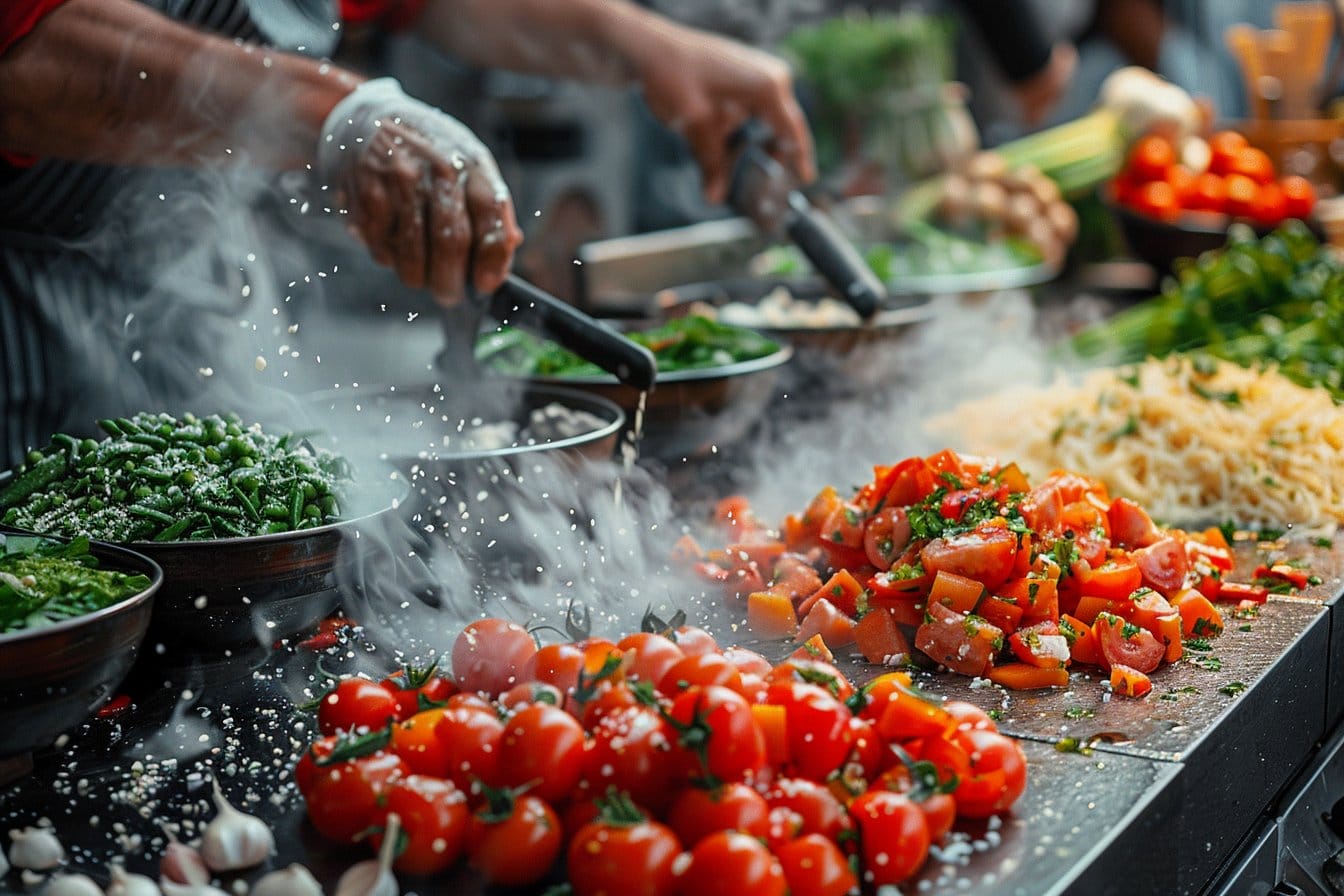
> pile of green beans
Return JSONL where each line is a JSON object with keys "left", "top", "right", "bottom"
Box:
{"left": 0, "top": 412, "right": 352, "bottom": 542}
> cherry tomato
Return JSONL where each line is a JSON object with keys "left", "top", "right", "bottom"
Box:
{"left": 766, "top": 657, "right": 855, "bottom": 702}
{"left": 371, "top": 775, "right": 468, "bottom": 875}
{"left": 944, "top": 701, "right": 997, "bottom": 733}
{"left": 389, "top": 708, "right": 449, "bottom": 776}
{"left": 499, "top": 681, "right": 564, "bottom": 712}
{"left": 1249, "top": 181, "right": 1287, "bottom": 228}
{"left": 849, "top": 790, "right": 930, "bottom": 886}
{"left": 1108, "top": 497, "right": 1159, "bottom": 549}
{"left": 524, "top": 638, "right": 624, "bottom": 709}
{"left": 579, "top": 706, "right": 678, "bottom": 814}
{"left": 719, "top": 646, "right": 773, "bottom": 678}
{"left": 764, "top": 778, "right": 854, "bottom": 842}
{"left": 659, "top": 653, "right": 743, "bottom": 697}
{"left": 568, "top": 814, "right": 681, "bottom": 896}
{"left": 667, "top": 686, "right": 765, "bottom": 784}
{"left": 920, "top": 524, "right": 1018, "bottom": 591}
{"left": 1132, "top": 537, "right": 1189, "bottom": 594}
{"left": 1225, "top": 173, "right": 1259, "bottom": 218}
{"left": 1230, "top": 146, "right": 1275, "bottom": 185}
{"left": 452, "top": 618, "right": 537, "bottom": 696}
{"left": 1093, "top": 612, "right": 1164, "bottom": 674}
{"left": 294, "top": 736, "right": 336, "bottom": 797}
{"left": 380, "top": 664, "right": 455, "bottom": 719}
{"left": 496, "top": 703, "right": 586, "bottom": 806}
{"left": 617, "top": 632, "right": 685, "bottom": 687}
{"left": 667, "top": 782, "right": 770, "bottom": 847}
{"left": 775, "top": 834, "right": 859, "bottom": 896}
{"left": 845, "top": 716, "right": 888, "bottom": 781}
{"left": 764, "top": 681, "right": 854, "bottom": 783}
{"left": 917, "top": 792, "right": 957, "bottom": 842}
{"left": 433, "top": 704, "right": 504, "bottom": 797}
{"left": 1125, "top": 134, "right": 1176, "bottom": 183}
{"left": 581, "top": 682, "right": 647, "bottom": 730}
{"left": 1281, "top": 175, "right": 1316, "bottom": 219}
{"left": 952, "top": 729, "right": 1028, "bottom": 819}
{"left": 305, "top": 750, "right": 408, "bottom": 844}
{"left": 673, "top": 831, "right": 787, "bottom": 896}
{"left": 317, "top": 678, "right": 400, "bottom": 736}
{"left": 673, "top": 625, "right": 719, "bottom": 656}
{"left": 1165, "top": 164, "right": 1195, "bottom": 204}
{"left": 1208, "top": 131, "right": 1249, "bottom": 176}
{"left": 1185, "top": 172, "right": 1227, "bottom": 213}
{"left": 1130, "top": 180, "right": 1180, "bottom": 222}
{"left": 467, "top": 793, "right": 563, "bottom": 886}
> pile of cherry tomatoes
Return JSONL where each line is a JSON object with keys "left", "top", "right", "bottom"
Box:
{"left": 295, "top": 615, "right": 1029, "bottom": 894}
{"left": 1113, "top": 130, "right": 1315, "bottom": 228}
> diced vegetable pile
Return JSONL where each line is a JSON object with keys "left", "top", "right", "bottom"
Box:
{"left": 0, "top": 534, "right": 151, "bottom": 634}
{"left": 0, "top": 412, "right": 352, "bottom": 542}
{"left": 682, "top": 450, "right": 1290, "bottom": 698}
{"left": 475, "top": 316, "right": 780, "bottom": 378}
{"left": 295, "top": 613, "right": 1028, "bottom": 893}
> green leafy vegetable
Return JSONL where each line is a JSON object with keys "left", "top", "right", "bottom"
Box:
{"left": 0, "top": 535, "right": 150, "bottom": 633}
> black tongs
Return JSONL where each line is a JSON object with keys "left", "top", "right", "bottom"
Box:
{"left": 441, "top": 274, "right": 658, "bottom": 391}
{"left": 727, "top": 123, "right": 886, "bottom": 320}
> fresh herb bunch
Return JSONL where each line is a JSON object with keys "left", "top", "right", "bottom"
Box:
{"left": 0, "top": 534, "right": 151, "bottom": 633}
{"left": 1070, "top": 221, "right": 1344, "bottom": 400}
{"left": 0, "top": 412, "right": 352, "bottom": 542}
{"left": 754, "top": 231, "right": 1042, "bottom": 284}
{"left": 476, "top": 316, "right": 779, "bottom": 378}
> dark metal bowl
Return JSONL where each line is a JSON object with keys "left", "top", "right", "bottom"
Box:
{"left": 521, "top": 345, "right": 794, "bottom": 462}
{"left": 0, "top": 537, "right": 161, "bottom": 770}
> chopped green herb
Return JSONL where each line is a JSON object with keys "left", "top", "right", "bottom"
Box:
{"left": 1238, "top": 624, "right": 1253, "bottom": 632}
{"left": 1313, "top": 536, "right": 1334, "bottom": 549}
{"left": 1055, "top": 737, "right": 1093, "bottom": 756}
{"left": 1191, "top": 655, "right": 1223, "bottom": 672}
{"left": 1104, "top": 415, "right": 1139, "bottom": 443}
{"left": 1063, "top": 706, "right": 1095, "bottom": 720}
{"left": 1184, "top": 637, "right": 1214, "bottom": 652}
{"left": 1219, "top": 681, "right": 1248, "bottom": 697}
{"left": 987, "top": 709, "right": 1005, "bottom": 722}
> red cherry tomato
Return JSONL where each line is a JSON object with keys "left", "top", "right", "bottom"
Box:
{"left": 467, "top": 793, "right": 563, "bottom": 887}
{"left": 952, "top": 728, "right": 1028, "bottom": 818}
{"left": 1129, "top": 180, "right": 1181, "bottom": 222}
{"left": 667, "top": 782, "right": 770, "bottom": 847}
{"left": 317, "top": 678, "right": 400, "bottom": 736}
{"left": 371, "top": 775, "right": 468, "bottom": 875}
{"left": 849, "top": 790, "right": 930, "bottom": 886}
{"left": 567, "top": 814, "right": 681, "bottom": 896}
{"left": 579, "top": 706, "right": 678, "bottom": 814}
{"left": 617, "top": 632, "right": 685, "bottom": 687}
{"left": 763, "top": 681, "right": 854, "bottom": 783}
{"left": 764, "top": 778, "right": 854, "bottom": 842}
{"left": 1208, "top": 131, "right": 1249, "bottom": 176}
{"left": 433, "top": 704, "right": 505, "bottom": 797}
{"left": 673, "top": 831, "right": 787, "bottom": 896}
{"left": 1281, "top": 175, "right": 1316, "bottom": 219}
{"left": 659, "top": 653, "right": 743, "bottom": 697}
{"left": 380, "top": 664, "right": 455, "bottom": 719}
{"left": 495, "top": 703, "right": 586, "bottom": 806}
{"left": 1125, "top": 134, "right": 1176, "bottom": 182}
{"left": 775, "top": 834, "right": 859, "bottom": 896}
{"left": 305, "top": 750, "right": 408, "bottom": 844}
{"left": 452, "top": 618, "right": 537, "bottom": 696}
{"left": 1224, "top": 174, "right": 1259, "bottom": 218}
{"left": 388, "top": 708, "right": 450, "bottom": 776}
{"left": 667, "top": 686, "right": 766, "bottom": 784}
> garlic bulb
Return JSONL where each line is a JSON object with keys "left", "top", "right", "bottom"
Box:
{"left": 158, "top": 882, "right": 230, "bottom": 896}
{"left": 43, "top": 874, "right": 104, "bottom": 896}
{"left": 107, "top": 865, "right": 161, "bottom": 896}
{"left": 251, "top": 864, "right": 322, "bottom": 896}
{"left": 334, "top": 813, "right": 399, "bottom": 896}
{"left": 158, "top": 828, "right": 209, "bottom": 886}
{"left": 199, "top": 779, "right": 274, "bottom": 873}
{"left": 9, "top": 826, "right": 65, "bottom": 871}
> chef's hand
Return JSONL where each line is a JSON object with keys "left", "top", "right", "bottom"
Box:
{"left": 636, "top": 30, "right": 815, "bottom": 204}
{"left": 317, "top": 78, "right": 523, "bottom": 305}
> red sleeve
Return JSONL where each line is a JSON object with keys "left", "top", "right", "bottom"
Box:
{"left": 1, "top": 0, "right": 70, "bottom": 168}
{"left": 340, "top": 0, "right": 427, "bottom": 30}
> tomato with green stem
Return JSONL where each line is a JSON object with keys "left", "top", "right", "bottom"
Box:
{"left": 673, "top": 831, "right": 787, "bottom": 896}
{"left": 371, "top": 774, "right": 468, "bottom": 875}
{"left": 467, "top": 788, "right": 563, "bottom": 886}
{"left": 666, "top": 685, "right": 765, "bottom": 786}
{"left": 317, "top": 677, "right": 400, "bottom": 736}
{"left": 775, "top": 834, "right": 859, "bottom": 896}
{"left": 452, "top": 618, "right": 538, "bottom": 696}
{"left": 849, "top": 790, "right": 930, "bottom": 886}
{"left": 433, "top": 703, "right": 505, "bottom": 797}
{"left": 617, "top": 632, "right": 685, "bottom": 687}
{"left": 380, "top": 661, "right": 455, "bottom": 718}
{"left": 567, "top": 792, "right": 681, "bottom": 896}
{"left": 304, "top": 736, "right": 408, "bottom": 844}
{"left": 763, "top": 681, "right": 854, "bottom": 783}
{"left": 579, "top": 705, "right": 678, "bottom": 814}
{"left": 667, "top": 781, "right": 770, "bottom": 847}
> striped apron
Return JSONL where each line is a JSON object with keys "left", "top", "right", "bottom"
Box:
{"left": 0, "top": 0, "right": 338, "bottom": 468}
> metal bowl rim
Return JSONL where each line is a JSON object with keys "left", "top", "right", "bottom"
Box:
{"left": 657, "top": 280, "right": 934, "bottom": 336}
{"left": 518, "top": 343, "right": 795, "bottom": 385}
{"left": 310, "top": 382, "right": 628, "bottom": 463}
{"left": 0, "top": 536, "right": 162, "bottom": 646}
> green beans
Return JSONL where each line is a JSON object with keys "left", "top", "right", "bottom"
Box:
{"left": 0, "top": 412, "right": 352, "bottom": 542}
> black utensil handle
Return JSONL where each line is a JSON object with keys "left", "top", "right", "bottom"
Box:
{"left": 488, "top": 275, "right": 658, "bottom": 392}
{"left": 784, "top": 194, "right": 886, "bottom": 320}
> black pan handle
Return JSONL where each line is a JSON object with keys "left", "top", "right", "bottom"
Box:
{"left": 487, "top": 275, "right": 658, "bottom": 391}
{"left": 783, "top": 192, "right": 885, "bottom": 320}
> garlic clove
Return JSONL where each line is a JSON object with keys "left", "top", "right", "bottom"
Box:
{"left": 107, "top": 865, "right": 162, "bottom": 896}
{"left": 43, "top": 873, "right": 105, "bottom": 896}
{"left": 9, "top": 826, "right": 66, "bottom": 871}
{"left": 334, "top": 813, "right": 399, "bottom": 896}
{"left": 199, "top": 779, "right": 275, "bottom": 873}
{"left": 158, "top": 881, "right": 230, "bottom": 896}
{"left": 158, "top": 828, "right": 209, "bottom": 886}
{"left": 250, "top": 864, "right": 323, "bottom": 896}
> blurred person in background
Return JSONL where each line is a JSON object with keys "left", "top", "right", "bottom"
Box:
{"left": 0, "top": 0, "right": 812, "bottom": 468}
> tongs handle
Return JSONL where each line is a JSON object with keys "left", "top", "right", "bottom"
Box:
{"left": 489, "top": 275, "right": 658, "bottom": 391}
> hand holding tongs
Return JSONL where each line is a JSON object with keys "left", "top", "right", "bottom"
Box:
{"left": 727, "top": 122, "right": 887, "bottom": 320}
{"left": 440, "top": 274, "right": 658, "bottom": 391}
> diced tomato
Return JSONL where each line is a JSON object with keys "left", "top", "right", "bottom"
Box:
{"left": 1041, "top": 471, "right": 1109, "bottom": 505}
{"left": 1061, "top": 500, "right": 1109, "bottom": 539}
{"left": 801, "top": 487, "right": 845, "bottom": 535}
{"left": 1076, "top": 557, "right": 1142, "bottom": 601}
{"left": 714, "top": 495, "right": 762, "bottom": 534}
{"left": 820, "top": 544, "right": 871, "bottom": 573}
{"left": 853, "top": 608, "right": 912, "bottom": 666}
{"left": 996, "top": 463, "right": 1030, "bottom": 494}
{"left": 782, "top": 514, "right": 811, "bottom": 548}
{"left": 1073, "top": 594, "right": 1133, "bottom": 626}
{"left": 1021, "top": 483, "right": 1064, "bottom": 536}
{"left": 772, "top": 554, "right": 824, "bottom": 601}
{"left": 796, "top": 598, "right": 857, "bottom": 650}
{"left": 1110, "top": 664, "right": 1152, "bottom": 698}
{"left": 915, "top": 601, "right": 1003, "bottom": 678}
{"left": 1126, "top": 588, "right": 1175, "bottom": 637}
{"left": 927, "top": 569, "right": 986, "bottom": 615}
{"left": 723, "top": 561, "right": 767, "bottom": 599}
{"left": 1009, "top": 621, "right": 1071, "bottom": 669}
{"left": 724, "top": 541, "right": 786, "bottom": 572}
{"left": 940, "top": 488, "right": 991, "bottom": 522}
{"left": 791, "top": 634, "right": 836, "bottom": 664}
{"left": 1132, "top": 538, "right": 1190, "bottom": 594}
{"left": 1170, "top": 589, "right": 1224, "bottom": 637}
{"left": 820, "top": 501, "right": 865, "bottom": 550}
{"left": 987, "top": 663, "right": 1069, "bottom": 690}
{"left": 1074, "top": 530, "right": 1110, "bottom": 568}
{"left": 671, "top": 534, "right": 704, "bottom": 566}
{"left": 1253, "top": 563, "right": 1310, "bottom": 591}
{"left": 1093, "top": 612, "right": 1164, "bottom": 673}
{"left": 874, "top": 682, "right": 956, "bottom": 741}
{"left": 1187, "top": 540, "right": 1234, "bottom": 573}
{"left": 1215, "top": 581, "right": 1269, "bottom": 604}
{"left": 799, "top": 570, "right": 865, "bottom": 618}
{"left": 920, "top": 524, "right": 1018, "bottom": 591}
{"left": 1108, "top": 497, "right": 1160, "bottom": 549}
{"left": 747, "top": 590, "right": 799, "bottom": 639}
{"left": 1059, "top": 614, "right": 1102, "bottom": 666}
{"left": 880, "top": 457, "right": 938, "bottom": 509}
{"left": 924, "top": 449, "right": 966, "bottom": 481}
{"left": 863, "top": 507, "right": 913, "bottom": 571}
{"left": 1194, "top": 572, "right": 1223, "bottom": 602}
{"left": 977, "top": 594, "right": 1025, "bottom": 636}
{"left": 998, "top": 576, "right": 1058, "bottom": 627}
{"left": 1157, "top": 613, "right": 1183, "bottom": 663}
